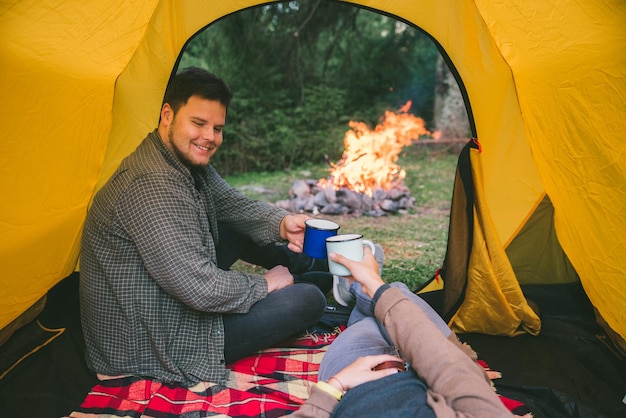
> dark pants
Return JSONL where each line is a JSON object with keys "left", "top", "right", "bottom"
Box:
{"left": 223, "top": 283, "right": 326, "bottom": 363}
{"left": 216, "top": 224, "right": 328, "bottom": 274}
{"left": 216, "top": 224, "right": 329, "bottom": 363}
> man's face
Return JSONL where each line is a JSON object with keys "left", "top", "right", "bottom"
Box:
{"left": 160, "top": 95, "right": 226, "bottom": 169}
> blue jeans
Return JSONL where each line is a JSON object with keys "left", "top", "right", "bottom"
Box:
{"left": 331, "top": 369, "right": 435, "bottom": 418}
{"left": 319, "top": 282, "right": 451, "bottom": 380}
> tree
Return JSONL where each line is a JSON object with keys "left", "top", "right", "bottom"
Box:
{"left": 178, "top": 1, "right": 443, "bottom": 174}
{"left": 433, "top": 55, "right": 470, "bottom": 140}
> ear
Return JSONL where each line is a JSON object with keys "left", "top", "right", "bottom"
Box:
{"left": 160, "top": 103, "right": 174, "bottom": 127}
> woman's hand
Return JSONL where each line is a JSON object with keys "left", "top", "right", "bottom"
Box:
{"left": 328, "top": 247, "right": 385, "bottom": 298}
{"left": 328, "top": 354, "right": 404, "bottom": 392}
{"left": 279, "top": 214, "right": 310, "bottom": 252}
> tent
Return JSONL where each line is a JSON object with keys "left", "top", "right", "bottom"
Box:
{"left": 4, "top": 0, "right": 624, "bottom": 356}
{"left": 0, "top": 0, "right": 625, "bottom": 415}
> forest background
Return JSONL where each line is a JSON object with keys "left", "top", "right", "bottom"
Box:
{"left": 179, "top": 0, "right": 469, "bottom": 176}
{"left": 179, "top": 1, "right": 471, "bottom": 289}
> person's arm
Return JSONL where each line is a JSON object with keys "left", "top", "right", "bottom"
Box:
{"left": 290, "top": 384, "right": 338, "bottom": 418}
{"left": 207, "top": 166, "right": 311, "bottom": 253}
{"left": 207, "top": 165, "right": 290, "bottom": 245}
{"left": 119, "top": 172, "right": 267, "bottom": 314}
{"left": 320, "top": 249, "right": 512, "bottom": 417}
{"left": 374, "top": 287, "right": 513, "bottom": 417}
{"left": 292, "top": 353, "right": 403, "bottom": 418}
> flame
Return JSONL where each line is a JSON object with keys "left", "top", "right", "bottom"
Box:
{"left": 319, "top": 101, "right": 430, "bottom": 196}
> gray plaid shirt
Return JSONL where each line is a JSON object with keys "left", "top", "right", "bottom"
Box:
{"left": 80, "top": 130, "right": 289, "bottom": 386}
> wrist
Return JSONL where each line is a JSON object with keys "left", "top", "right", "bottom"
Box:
{"left": 328, "top": 376, "right": 347, "bottom": 393}
{"left": 279, "top": 215, "right": 288, "bottom": 240}
{"left": 370, "top": 283, "right": 391, "bottom": 315}
{"left": 315, "top": 380, "right": 343, "bottom": 401}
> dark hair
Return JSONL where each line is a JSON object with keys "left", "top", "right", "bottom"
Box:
{"left": 162, "top": 67, "right": 233, "bottom": 114}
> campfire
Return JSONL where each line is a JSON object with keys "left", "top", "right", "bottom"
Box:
{"left": 277, "top": 101, "right": 431, "bottom": 216}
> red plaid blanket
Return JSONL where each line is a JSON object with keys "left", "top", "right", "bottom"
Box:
{"left": 68, "top": 328, "right": 341, "bottom": 418}
{"left": 68, "top": 327, "right": 530, "bottom": 417}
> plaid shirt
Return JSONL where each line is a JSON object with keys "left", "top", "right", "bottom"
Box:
{"left": 80, "top": 130, "right": 288, "bottom": 386}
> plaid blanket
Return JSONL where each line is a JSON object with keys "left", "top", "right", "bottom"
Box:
{"left": 68, "top": 328, "right": 341, "bottom": 418}
{"left": 68, "top": 327, "right": 531, "bottom": 418}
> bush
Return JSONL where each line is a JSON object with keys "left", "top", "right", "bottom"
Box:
{"left": 212, "top": 85, "right": 349, "bottom": 175}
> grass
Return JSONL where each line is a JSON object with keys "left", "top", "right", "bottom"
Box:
{"left": 224, "top": 143, "right": 459, "bottom": 290}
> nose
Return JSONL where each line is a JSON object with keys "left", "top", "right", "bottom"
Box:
{"left": 202, "top": 126, "right": 215, "bottom": 141}
{"left": 203, "top": 126, "right": 223, "bottom": 146}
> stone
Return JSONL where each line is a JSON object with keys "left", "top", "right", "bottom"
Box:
{"left": 290, "top": 179, "right": 311, "bottom": 198}
{"left": 320, "top": 203, "right": 349, "bottom": 215}
{"left": 336, "top": 188, "right": 362, "bottom": 210}
{"left": 381, "top": 199, "right": 400, "bottom": 213}
{"left": 323, "top": 185, "right": 337, "bottom": 204}
{"left": 313, "top": 191, "right": 329, "bottom": 207}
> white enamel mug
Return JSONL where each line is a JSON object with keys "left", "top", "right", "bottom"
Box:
{"left": 325, "top": 233, "right": 376, "bottom": 276}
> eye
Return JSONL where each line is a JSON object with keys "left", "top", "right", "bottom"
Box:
{"left": 214, "top": 126, "right": 224, "bottom": 133}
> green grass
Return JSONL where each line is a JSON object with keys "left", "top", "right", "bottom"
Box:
{"left": 225, "top": 144, "right": 458, "bottom": 290}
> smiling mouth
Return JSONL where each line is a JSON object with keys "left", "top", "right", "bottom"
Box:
{"left": 193, "top": 143, "right": 213, "bottom": 152}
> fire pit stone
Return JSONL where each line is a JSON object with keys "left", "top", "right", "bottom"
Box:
{"left": 276, "top": 179, "right": 414, "bottom": 217}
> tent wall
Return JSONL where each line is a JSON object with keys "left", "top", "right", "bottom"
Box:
{"left": 506, "top": 195, "right": 579, "bottom": 286}
{"left": 0, "top": 0, "right": 160, "bottom": 331}
{"left": 473, "top": 0, "right": 626, "bottom": 345}
{"left": 1, "top": 0, "right": 625, "bottom": 345}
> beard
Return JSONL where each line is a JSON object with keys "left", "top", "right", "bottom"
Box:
{"left": 167, "top": 124, "right": 211, "bottom": 169}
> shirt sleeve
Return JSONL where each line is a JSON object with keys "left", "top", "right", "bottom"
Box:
{"left": 374, "top": 288, "right": 513, "bottom": 417}
{"left": 206, "top": 165, "right": 289, "bottom": 245}
{"left": 118, "top": 171, "right": 268, "bottom": 314}
{"left": 290, "top": 385, "right": 337, "bottom": 418}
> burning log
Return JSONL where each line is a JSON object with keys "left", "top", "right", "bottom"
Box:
{"left": 276, "top": 101, "right": 426, "bottom": 217}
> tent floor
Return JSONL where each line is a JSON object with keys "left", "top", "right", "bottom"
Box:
{"left": 0, "top": 274, "right": 624, "bottom": 418}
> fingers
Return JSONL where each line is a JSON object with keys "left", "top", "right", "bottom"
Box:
{"left": 328, "top": 250, "right": 384, "bottom": 298}
{"left": 264, "top": 265, "right": 294, "bottom": 292}
{"left": 333, "top": 354, "right": 405, "bottom": 391}
{"left": 346, "top": 354, "right": 404, "bottom": 372}
{"left": 328, "top": 248, "right": 377, "bottom": 271}
{"left": 280, "top": 214, "right": 309, "bottom": 247}
{"left": 363, "top": 354, "right": 404, "bottom": 369}
{"left": 266, "top": 265, "right": 290, "bottom": 274}
{"left": 328, "top": 252, "right": 353, "bottom": 270}
{"left": 286, "top": 213, "right": 309, "bottom": 231}
{"left": 287, "top": 240, "right": 303, "bottom": 253}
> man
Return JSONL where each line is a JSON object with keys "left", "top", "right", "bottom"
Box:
{"left": 80, "top": 67, "right": 327, "bottom": 387}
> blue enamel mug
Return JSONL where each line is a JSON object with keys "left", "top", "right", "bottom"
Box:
{"left": 303, "top": 219, "right": 340, "bottom": 259}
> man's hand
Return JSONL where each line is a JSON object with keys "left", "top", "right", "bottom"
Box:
{"left": 279, "top": 214, "right": 311, "bottom": 253}
{"left": 264, "top": 265, "right": 294, "bottom": 293}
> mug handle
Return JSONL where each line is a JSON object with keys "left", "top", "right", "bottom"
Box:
{"left": 362, "top": 240, "right": 376, "bottom": 255}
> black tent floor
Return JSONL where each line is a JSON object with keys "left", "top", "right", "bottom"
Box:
{"left": 0, "top": 274, "right": 625, "bottom": 418}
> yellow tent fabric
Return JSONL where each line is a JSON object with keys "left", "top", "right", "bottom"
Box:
{"left": 1, "top": 0, "right": 625, "bottom": 346}
{"left": 449, "top": 149, "right": 542, "bottom": 337}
